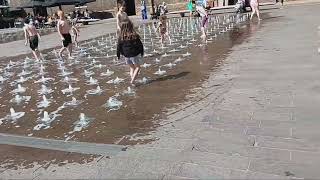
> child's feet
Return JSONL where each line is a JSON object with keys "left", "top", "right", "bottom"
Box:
{"left": 130, "top": 82, "right": 136, "bottom": 87}
{"left": 58, "top": 52, "right": 63, "bottom": 59}
{"left": 200, "top": 34, "right": 206, "bottom": 40}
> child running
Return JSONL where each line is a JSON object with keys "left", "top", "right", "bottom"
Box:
{"left": 117, "top": 20, "right": 144, "bottom": 86}
{"left": 157, "top": 15, "right": 171, "bottom": 46}
{"left": 71, "top": 21, "right": 80, "bottom": 47}
{"left": 57, "top": 10, "right": 73, "bottom": 59}
{"left": 23, "top": 18, "right": 42, "bottom": 61}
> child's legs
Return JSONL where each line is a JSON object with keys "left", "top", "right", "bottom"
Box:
{"left": 67, "top": 44, "right": 72, "bottom": 57}
{"left": 73, "top": 36, "right": 78, "bottom": 46}
{"left": 59, "top": 46, "right": 66, "bottom": 57}
{"left": 250, "top": 7, "right": 256, "bottom": 19}
{"left": 131, "top": 64, "right": 141, "bottom": 83}
{"left": 128, "top": 64, "right": 135, "bottom": 78}
{"left": 166, "top": 32, "right": 171, "bottom": 43}
{"left": 256, "top": 7, "right": 261, "bottom": 19}
{"left": 160, "top": 34, "right": 165, "bottom": 44}
{"left": 32, "top": 50, "right": 40, "bottom": 60}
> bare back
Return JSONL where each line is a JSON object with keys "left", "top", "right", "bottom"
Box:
{"left": 24, "top": 25, "right": 38, "bottom": 37}
{"left": 58, "top": 19, "right": 71, "bottom": 34}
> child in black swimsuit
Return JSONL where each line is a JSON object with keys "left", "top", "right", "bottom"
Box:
{"left": 23, "top": 18, "right": 42, "bottom": 61}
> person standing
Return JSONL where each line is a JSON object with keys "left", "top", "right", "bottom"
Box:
{"left": 157, "top": 15, "right": 172, "bottom": 46}
{"left": 250, "top": 0, "right": 261, "bottom": 20}
{"left": 116, "top": 2, "right": 129, "bottom": 31}
{"left": 141, "top": 0, "right": 148, "bottom": 20}
{"left": 187, "top": 0, "right": 194, "bottom": 16}
{"left": 57, "top": 10, "right": 73, "bottom": 59}
{"left": 23, "top": 18, "right": 42, "bottom": 61}
{"left": 117, "top": 20, "right": 144, "bottom": 86}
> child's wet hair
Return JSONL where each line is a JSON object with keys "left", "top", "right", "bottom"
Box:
{"left": 24, "top": 18, "right": 30, "bottom": 25}
{"left": 119, "top": 20, "right": 140, "bottom": 41}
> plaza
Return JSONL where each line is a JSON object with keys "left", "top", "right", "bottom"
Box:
{"left": 1, "top": 0, "right": 320, "bottom": 179}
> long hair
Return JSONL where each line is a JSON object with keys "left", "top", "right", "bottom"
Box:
{"left": 119, "top": 20, "right": 140, "bottom": 41}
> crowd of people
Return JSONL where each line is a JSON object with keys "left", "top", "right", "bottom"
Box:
{"left": 23, "top": 0, "right": 262, "bottom": 86}
{"left": 20, "top": 8, "right": 91, "bottom": 29}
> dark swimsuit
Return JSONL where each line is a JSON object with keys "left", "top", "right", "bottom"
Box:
{"left": 62, "top": 33, "right": 72, "bottom": 47}
{"left": 29, "top": 35, "right": 39, "bottom": 51}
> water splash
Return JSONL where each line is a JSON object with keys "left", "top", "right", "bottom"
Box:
{"left": 61, "top": 84, "right": 80, "bottom": 95}
{"left": 34, "top": 76, "right": 54, "bottom": 84}
{"left": 163, "top": 63, "right": 176, "bottom": 68}
{"left": 182, "top": 52, "right": 192, "bottom": 57}
{"left": 10, "top": 95, "right": 31, "bottom": 105}
{"left": 64, "top": 97, "right": 83, "bottom": 106}
{"left": 37, "top": 95, "right": 51, "bottom": 109}
{"left": 137, "top": 77, "right": 150, "bottom": 84}
{"left": 100, "top": 69, "right": 114, "bottom": 77}
{"left": 107, "top": 77, "right": 124, "bottom": 85}
{"left": 123, "top": 86, "right": 135, "bottom": 96}
{"left": 103, "top": 96, "right": 123, "bottom": 111}
{"left": 154, "top": 68, "right": 166, "bottom": 75}
{"left": 142, "top": 63, "right": 152, "bottom": 68}
{"left": 71, "top": 113, "right": 94, "bottom": 132}
{"left": 0, "top": 108, "right": 25, "bottom": 123}
{"left": 86, "top": 86, "right": 103, "bottom": 95}
{"left": 38, "top": 85, "right": 53, "bottom": 95}
{"left": 11, "top": 84, "right": 26, "bottom": 94}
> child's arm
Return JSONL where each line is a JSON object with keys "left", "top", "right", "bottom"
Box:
{"left": 57, "top": 21, "right": 64, "bottom": 40}
{"left": 156, "top": 22, "right": 161, "bottom": 34}
{"left": 24, "top": 28, "right": 29, "bottom": 46}
{"left": 116, "top": 40, "right": 121, "bottom": 59}
{"left": 138, "top": 39, "right": 144, "bottom": 57}
{"left": 36, "top": 29, "right": 41, "bottom": 40}
{"left": 72, "top": 26, "right": 80, "bottom": 36}
{"left": 116, "top": 13, "right": 121, "bottom": 30}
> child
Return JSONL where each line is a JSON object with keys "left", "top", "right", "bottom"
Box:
{"left": 71, "top": 21, "right": 80, "bottom": 47}
{"left": 157, "top": 15, "right": 171, "bottom": 46}
{"left": 250, "top": 0, "right": 261, "bottom": 21}
{"left": 187, "top": 0, "right": 194, "bottom": 16}
{"left": 196, "top": 3, "right": 208, "bottom": 40}
{"left": 116, "top": 2, "right": 129, "bottom": 32}
{"left": 57, "top": 10, "right": 73, "bottom": 59}
{"left": 117, "top": 20, "right": 144, "bottom": 86}
{"left": 23, "top": 18, "right": 42, "bottom": 61}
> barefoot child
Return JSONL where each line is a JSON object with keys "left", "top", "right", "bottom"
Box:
{"left": 196, "top": 3, "right": 208, "bottom": 39}
{"left": 117, "top": 20, "right": 144, "bottom": 86}
{"left": 57, "top": 10, "right": 73, "bottom": 59}
{"left": 250, "top": 0, "right": 261, "bottom": 21}
{"left": 71, "top": 22, "right": 80, "bottom": 47}
{"left": 23, "top": 18, "right": 42, "bottom": 61}
{"left": 157, "top": 15, "right": 172, "bottom": 46}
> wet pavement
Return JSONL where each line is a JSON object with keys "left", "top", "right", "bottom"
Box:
{"left": 1, "top": 1, "right": 320, "bottom": 179}
{"left": 0, "top": 12, "right": 252, "bottom": 145}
